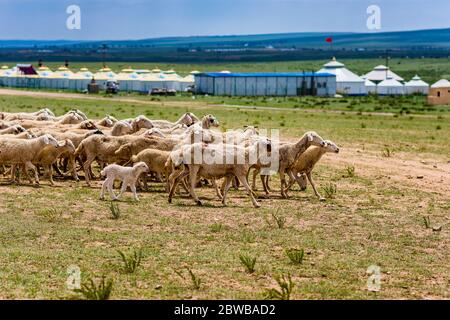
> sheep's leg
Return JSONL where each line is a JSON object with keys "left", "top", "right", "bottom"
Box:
{"left": 116, "top": 180, "right": 128, "bottom": 200}
{"left": 212, "top": 179, "right": 223, "bottom": 200}
{"left": 10, "top": 164, "right": 17, "bottom": 183}
{"left": 261, "top": 174, "right": 270, "bottom": 195}
{"left": 283, "top": 170, "right": 297, "bottom": 196}
{"left": 265, "top": 175, "right": 273, "bottom": 192}
{"left": 232, "top": 177, "right": 240, "bottom": 190}
{"left": 221, "top": 176, "right": 233, "bottom": 206}
{"left": 306, "top": 172, "right": 325, "bottom": 201}
{"left": 44, "top": 165, "right": 54, "bottom": 186}
{"left": 279, "top": 169, "right": 288, "bottom": 199}
{"left": 188, "top": 167, "right": 202, "bottom": 206}
{"left": 237, "top": 174, "right": 261, "bottom": 208}
{"left": 252, "top": 168, "right": 260, "bottom": 191}
{"left": 168, "top": 169, "right": 189, "bottom": 203}
{"left": 100, "top": 179, "right": 107, "bottom": 200}
{"left": 69, "top": 157, "right": 79, "bottom": 181}
{"left": 130, "top": 183, "right": 139, "bottom": 201}
{"left": 83, "top": 156, "right": 95, "bottom": 186}
{"left": 25, "top": 161, "right": 39, "bottom": 185}
{"left": 104, "top": 178, "right": 117, "bottom": 200}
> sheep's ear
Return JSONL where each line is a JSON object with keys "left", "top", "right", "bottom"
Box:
{"left": 307, "top": 133, "right": 313, "bottom": 142}
{"left": 43, "top": 135, "right": 49, "bottom": 145}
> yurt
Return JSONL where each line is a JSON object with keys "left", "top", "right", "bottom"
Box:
{"left": 49, "top": 66, "right": 73, "bottom": 89}
{"left": 162, "top": 69, "right": 182, "bottom": 91}
{"left": 77, "top": 67, "right": 94, "bottom": 79}
{"left": 428, "top": 79, "right": 450, "bottom": 105}
{"left": 404, "top": 75, "right": 429, "bottom": 95}
{"left": 0, "top": 65, "right": 11, "bottom": 86}
{"left": 116, "top": 67, "right": 142, "bottom": 92}
{"left": 364, "top": 78, "right": 377, "bottom": 94}
{"left": 377, "top": 77, "right": 404, "bottom": 95}
{"left": 317, "top": 58, "right": 366, "bottom": 95}
{"left": 93, "top": 67, "right": 117, "bottom": 89}
{"left": 1, "top": 66, "right": 17, "bottom": 87}
{"left": 140, "top": 72, "right": 169, "bottom": 93}
{"left": 362, "top": 65, "right": 404, "bottom": 84}
{"left": 36, "top": 66, "right": 54, "bottom": 89}
{"left": 68, "top": 71, "right": 92, "bottom": 91}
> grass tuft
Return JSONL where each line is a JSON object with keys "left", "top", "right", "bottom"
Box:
{"left": 117, "top": 248, "right": 143, "bottom": 274}
{"left": 264, "top": 274, "right": 295, "bottom": 300}
{"left": 75, "top": 276, "right": 114, "bottom": 300}
{"left": 239, "top": 254, "right": 257, "bottom": 273}
{"left": 271, "top": 210, "right": 286, "bottom": 229}
{"left": 322, "top": 183, "right": 337, "bottom": 199}
{"left": 187, "top": 268, "right": 202, "bottom": 290}
{"left": 285, "top": 248, "right": 305, "bottom": 265}
{"left": 109, "top": 202, "right": 121, "bottom": 220}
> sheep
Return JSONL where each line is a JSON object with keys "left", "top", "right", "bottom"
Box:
{"left": 131, "top": 148, "right": 172, "bottom": 191}
{"left": 0, "top": 134, "right": 58, "bottom": 184}
{"left": 167, "top": 138, "right": 272, "bottom": 208}
{"left": 111, "top": 120, "right": 134, "bottom": 136}
{"left": 264, "top": 131, "right": 326, "bottom": 199}
{"left": 100, "top": 162, "right": 149, "bottom": 201}
{"left": 285, "top": 140, "right": 340, "bottom": 201}
{"left": 0, "top": 125, "right": 26, "bottom": 135}
{"left": 3, "top": 109, "right": 53, "bottom": 121}
{"left": 0, "top": 131, "right": 37, "bottom": 140}
{"left": 33, "top": 139, "right": 79, "bottom": 185}
{"left": 74, "top": 134, "right": 143, "bottom": 185}
{"left": 96, "top": 115, "right": 118, "bottom": 128}
{"left": 114, "top": 136, "right": 180, "bottom": 162}
{"left": 150, "top": 112, "right": 195, "bottom": 129}
{"left": 188, "top": 114, "right": 220, "bottom": 131}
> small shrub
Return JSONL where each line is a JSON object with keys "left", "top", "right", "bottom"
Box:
{"left": 187, "top": 268, "right": 201, "bottom": 290}
{"left": 382, "top": 147, "right": 392, "bottom": 158}
{"left": 264, "top": 274, "right": 295, "bottom": 300}
{"left": 285, "top": 248, "right": 304, "bottom": 265}
{"left": 345, "top": 165, "right": 355, "bottom": 178}
{"left": 75, "top": 276, "right": 114, "bottom": 300}
{"left": 361, "top": 123, "right": 366, "bottom": 129}
{"left": 423, "top": 216, "right": 431, "bottom": 229}
{"left": 322, "top": 183, "right": 337, "bottom": 199}
{"left": 37, "top": 208, "right": 62, "bottom": 222}
{"left": 436, "top": 125, "right": 442, "bottom": 130}
{"left": 239, "top": 254, "right": 257, "bottom": 273}
{"left": 117, "top": 248, "right": 143, "bottom": 274}
{"left": 109, "top": 202, "right": 120, "bottom": 220}
{"left": 209, "top": 223, "right": 223, "bottom": 233}
{"left": 271, "top": 211, "right": 286, "bottom": 229}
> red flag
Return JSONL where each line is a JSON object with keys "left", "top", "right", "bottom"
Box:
{"left": 326, "top": 37, "right": 333, "bottom": 43}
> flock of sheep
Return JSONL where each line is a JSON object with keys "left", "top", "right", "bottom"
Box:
{"left": 0, "top": 108, "right": 339, "bottom": 208}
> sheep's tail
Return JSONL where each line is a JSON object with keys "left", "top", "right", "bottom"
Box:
{"left": 100, "top": 168, "right": 106, "bottom": 176}
{"left": 74, "top": 141, "right": 85, "bottom": 157}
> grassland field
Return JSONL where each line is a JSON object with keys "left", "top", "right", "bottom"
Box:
{"left": 0, "top": 81, "right": 449, "bottom": 299}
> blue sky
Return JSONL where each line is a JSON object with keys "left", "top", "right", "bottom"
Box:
{"left": 0, "top": 0, "right": 449, "bottom": 40}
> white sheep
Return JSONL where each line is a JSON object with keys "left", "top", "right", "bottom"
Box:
{"left": 100, "top": 162, "right": 149, "bottom": 201}
{"left": 286, "top": 140, "right": 340, "bottom": 200}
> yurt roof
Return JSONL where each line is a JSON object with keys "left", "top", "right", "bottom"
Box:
{"left": 79, "top": 67, "right": 90, "bottom": 72}
{"left": 317, "top": 64, "right": 364, "bottom": 83}
{"left": 121, "top": 67, "right": 135, "bottom": 73}
{"left": 190, "top": 70, "right": 200, "bottom": 74}
{"left": 323, "top": 57, "right": 345, "bottom": 68}
{"left": 1, "top": 65, "right": 9, "bottom": 70}
{"left": 378, "top": 77, "right": 404, "bottom": 87}
{"left": 363, "top": 65, "right": 404, "bottom": 82}
{"left": 151, "top": 68, "right": 162, "bottom": 73}
{"left": 116, "top": 72, "right": 141, "bottom": 80}
{"left": 405, "top": 75, "right": 429, "bottom": 87}
{"left": 220, "top": 70, "right": 231, "bottom": 73}
{"left": 163, "top": 69, "right": 176, "bottom": 74}
{"left": 431, "top": 79, "right": 450, "bottom": 88}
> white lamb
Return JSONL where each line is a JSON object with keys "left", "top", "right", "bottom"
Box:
{"left": 100, "top": 162, "right": 149, "bottom": 201}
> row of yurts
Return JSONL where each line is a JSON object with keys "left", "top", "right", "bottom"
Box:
{"left": 0, "top": 65, "right": 198, "bottom": 92}
{"left": 0, "top": 58, "right": 448, "bottom": 96}
{"left": 318, "top": 57, "right": 450, "bottom": 96}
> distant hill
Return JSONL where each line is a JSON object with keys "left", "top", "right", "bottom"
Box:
{"left": 2, "top": 28, "right": 450, "bottom": 49}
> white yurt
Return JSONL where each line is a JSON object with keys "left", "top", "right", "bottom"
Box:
{"left": 317, "top": 58, "right": 366, "bottom": 95}
{"left": 36, "top": 66, "right": 54, "bottom": 89}
{"left": 377, "top": 77, "right": 404, "bottom": 95}
{"left": 140, "top": 72, "right": 169, "bottom": 93}
{"left": 0, "top": 65, "right": 11, "bottom": 86}
{"left": 68, "top": 70, "right": 93, "bottom": 91}
{"left": 364, "top": 78, "right": 377, "bottom": 94}
{"left": 362, "top": 65, "right": 404, "bottom": 84}
{"left": 116, "top": 67, "right": 142, "bottom": 92}
{"left": 1, "top": 66, "right": 17, "bottom": 87}
{"left": 93, "top": 67, "right": 117, "bottom": 89}
{"left": 404, "top": 75, "right": 429, "bottom": 95}
{"left": 430, "top": 79, "right": 450, "bottom": 88}
{"left": 162, "top": 69, "right": 182, "bottom": 91}
{"left": 49, "top": 66, "right": 73, "bottom": 89}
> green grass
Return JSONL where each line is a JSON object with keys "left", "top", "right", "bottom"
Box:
{"left": 0, "top": 92, "right": 448, "bottom": 299}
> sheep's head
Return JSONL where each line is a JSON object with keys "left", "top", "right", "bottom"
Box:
{"left": 144, "top": 128, "right": 165, "bottom": 138}
{"left": 204, "top": 114, "right": 219, "bottom": 127}
{"left": 0, "top": 113, "right": 5, "bottom": 120}
{"left": 323, "top": 140, "right": 340, "bottom": 154}
{"left": 134, "top": 115, "right": 153, "bottom": 129}
{"left": 14, "top": 125, "right": 26, "bottom": 133}
{"left": 305, "top": 131, "right": 326, "bottom": 148}
{"left": 79, "top": 120, "right": 97, "bottom": 130}
{"left": 133, "top": 162, "right": 149, "bottom": 173}
{"left": 256, "top": 137, "right": 272, "bottom": 153}
{"left": 43, "top": 134, "right": 59, "bottom": 147}
{"left": 243, "top": 125, "right": 259, "bottom": 135}
{"left": 36, "top": 113, "right": 51, "bottom": 121}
